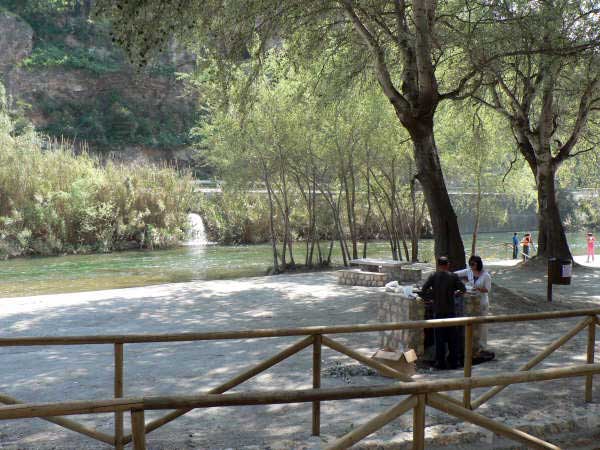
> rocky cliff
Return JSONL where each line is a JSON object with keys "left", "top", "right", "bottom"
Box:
{"left": 0, "top": 5, "right": 200, "bottom": 168}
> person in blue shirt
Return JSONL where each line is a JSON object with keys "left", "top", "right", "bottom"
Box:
{"left": 512, "top": 233, "right": 519, "bottom": 259}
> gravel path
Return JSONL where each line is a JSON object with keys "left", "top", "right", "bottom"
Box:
{"left": 0, "top": 261, "right": 599, "bottom": 449}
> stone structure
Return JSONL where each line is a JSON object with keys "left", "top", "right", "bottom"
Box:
{"left": 338, "top": 260, "right": 423, "bottom": 287}
{"left": 337, "top": 270, "right": 387, "bottom": 287}
{"left": 397, "top": 267, "right": 422, "bottom": 282}
{"left": 377, "top": 291, "right": 486, "bottom": 358}
{"left": 378, "top": 292, "right": 427, "bottom": 355}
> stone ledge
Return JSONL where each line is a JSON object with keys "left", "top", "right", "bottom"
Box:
{"left": 336, "top": 269, "right": 387, "bottom": 287}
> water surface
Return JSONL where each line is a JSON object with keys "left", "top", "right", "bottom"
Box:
{"left": 0, "top": 232, "right": 591, "bottom": 297}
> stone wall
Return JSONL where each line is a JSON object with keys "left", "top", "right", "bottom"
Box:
{"left": 337, "top": 270, "right": 387, "bottom": 287}
{"left": 378, "top": 291, "right": 486, "bottom": 357}
{"left": 337, "top": 266, "right": 422, "bottom": 287}
{"left": 377, "top": 293, "right": 427, "bottom": 355}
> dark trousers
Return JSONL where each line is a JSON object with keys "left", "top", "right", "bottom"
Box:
{"left": 512, "top": 245, "right": 518, "bottom": 259}
{"left": 434, "top": 312, "right": 459, "bottom": 368}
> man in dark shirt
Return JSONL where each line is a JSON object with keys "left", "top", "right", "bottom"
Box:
{"left": 421, "top": 256, "right": 466, "bottom": 369}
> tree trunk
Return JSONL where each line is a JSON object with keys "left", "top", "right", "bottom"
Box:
{"left": 279, "top": 166, "right": 294, "bottom": 268}
{"left": 321, "top": 188, "right": 349, "bottom": 266}
{"left": 327, "top": 239, "right": 335, "bottom": 265}
{"left": 471, "top": 178, "right": 482, "bottom": 256}
{"left": 264, "top": 175, "right": 279, "bottom": 273}
{"left": 411, "top": 131, "right": 466, "bottom": 270}
{"left": 316, "top": 238, "right": 323, "bottom": 265}
{"left": 84, "top": 0, "right": 93, "bottom": 17}
{"left": 362, "top": 166, "right": 372, "bottom": 259}
{"left": 371, "top": 187, "right": 396, "bottom": 260}
{"left": 536, "top": 161, "right": 571, "bottom": 259}
{"left": 343, "top": 0, "right": 466, "bottom": 269}
{"left": 409, "top": 174, "right": 421, "bottom": 262}
{"left": 341, "top": 168, "right": 359, "bottom": 260}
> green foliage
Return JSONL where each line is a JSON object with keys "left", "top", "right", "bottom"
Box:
{"left": 0, "top": 108, "right": 197, "bottom": 259}
{"left": 436, "top": 101, "right": 537, "bottom": 231}
{"left": 21, "top": 43, "right": 121, "bottom": 74}
{"left": 1, "top": 0, "right": 190, "bottom": 151}
{"left": 198, "top": 192, "right": 272, "bottom": 245}
{"left": 568, "top": 196, "right": 600, "bottom": 232}
{"left": 196, "top": 52, "right": 428, "bottom": 261}
{"left": 12, "top": 0, "right": 126, "bottom": 75}
{"left": 32, "top": 89, "right": 193, "bottom": 148}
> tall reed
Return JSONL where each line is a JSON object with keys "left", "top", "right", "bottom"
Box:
{"left": 0, "top": 117, "right": 196, "bottom": 258}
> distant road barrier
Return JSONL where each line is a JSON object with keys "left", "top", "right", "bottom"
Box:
{"left": 0, "top": 308, "right": 598, "bottom": 449}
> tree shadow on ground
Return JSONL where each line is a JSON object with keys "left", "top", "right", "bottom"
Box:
{"left": 0, "top": 270, "right": 598, "bottom": 448}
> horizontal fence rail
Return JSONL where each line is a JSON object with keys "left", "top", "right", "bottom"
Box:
{"left": 0, "top": 308, "right": 599, "bottom": 346}
{"left": 0, "top": 308, "right": 598, "bottom": 449}
{"left": 1, "top": 364, "right": 598, "bottom": 420}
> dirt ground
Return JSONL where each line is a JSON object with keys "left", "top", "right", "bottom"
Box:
{"left": 0, "top": 259, "right": 599, "bottom": 449}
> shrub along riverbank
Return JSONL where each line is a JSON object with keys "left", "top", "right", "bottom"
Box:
{"left": 0, "top": 96, "right": 197, "bottom": 258}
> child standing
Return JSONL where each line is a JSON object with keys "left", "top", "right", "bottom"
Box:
{"left": 587, "top": 232, "right": 595, "bottom": 263}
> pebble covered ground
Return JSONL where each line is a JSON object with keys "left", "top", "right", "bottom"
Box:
{"left": 0, "top": 260, "right": 599, "bottom": 449}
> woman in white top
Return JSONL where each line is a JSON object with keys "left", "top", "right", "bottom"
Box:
{"left": 454, "top": 255, "right": 491, "bottom": 351}
{"left": 454, "top": 255, "right": 491, "bottom": 308}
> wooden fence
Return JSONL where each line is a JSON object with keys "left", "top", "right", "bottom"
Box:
{"left": 0, "top": 308, "right": 598, "bottom": 449}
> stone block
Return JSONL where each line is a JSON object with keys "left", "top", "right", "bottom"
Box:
{"left": 399, "top": 268, "right": 422, "bottom": 282}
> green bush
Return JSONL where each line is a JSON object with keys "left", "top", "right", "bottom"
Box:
{"left": 21, "top": 43, "right": 121, "bottom": 75}
{"left": 32, "top": 90, "right": 194, "bottom": 149}
{"left": 198, "top": 189, "right": 358, "bottom": 246}
{"left": 198, "top": 192, "right": 272, "bottom": 244}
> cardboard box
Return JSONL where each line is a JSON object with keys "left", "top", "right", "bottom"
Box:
{"left": 371, "top": 348, "right": 417, "bottom": 377}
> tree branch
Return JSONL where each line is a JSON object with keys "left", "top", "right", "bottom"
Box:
{"left": 340, "top": 1, "right": 410, "bottom": 112}
{"left": 554, "top": 75, "right": 600, "bottom": 164}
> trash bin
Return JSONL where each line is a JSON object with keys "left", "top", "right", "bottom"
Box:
{"left": 548, "top": 258, "right": 572, "bottom": 285}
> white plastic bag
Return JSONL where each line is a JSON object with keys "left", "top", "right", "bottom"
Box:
{"left": 385, "top": 280, "right": 400, "bottom": 292}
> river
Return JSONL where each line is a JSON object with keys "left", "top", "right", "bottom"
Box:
{"left": 0, "top": 232, "right": 592, "bottom": 298}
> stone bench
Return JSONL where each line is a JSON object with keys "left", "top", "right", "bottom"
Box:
{"left": 349, "top": 259, "right": 421, "bottom": 283}
{"left": 337, "top": 269, "right": 387, "bottom": 287}
{"left": 350, "top": 258, "right": 408, "bottom": 266}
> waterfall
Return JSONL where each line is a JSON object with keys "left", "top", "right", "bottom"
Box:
{"left": 186, "top": 213, "right": 208, "bottom": 246}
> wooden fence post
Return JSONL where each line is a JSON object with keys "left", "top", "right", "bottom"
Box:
{"left": 586, "top": 317, "right": 596, "bottom": 402}
{"left": 131, "top": 409, "right": 146, "bottom": 450}
{"left": 464, "top": 325, "right": 473, "bottom": 409}
{"left": 312, "top": 334, "right": 322, "bottom": 436}
{"left": 413, "top": 394, "right": 425, "bottom": 450}
{"left": 115, "top": 343, "right": 124, "bottom": 450}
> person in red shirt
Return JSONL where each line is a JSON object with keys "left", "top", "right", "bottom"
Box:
{"left": 521, "top": 233, "right": 532, "bottom": 260}
{"left": 587, "top": 232, "right": 595, "bottom": 263}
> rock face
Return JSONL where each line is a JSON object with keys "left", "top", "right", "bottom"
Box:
{"left": 0, "top": 11, "right": 33, "bottom": 74}
{"left": 0, "top": 8, "right": 199, "bottom": 167}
